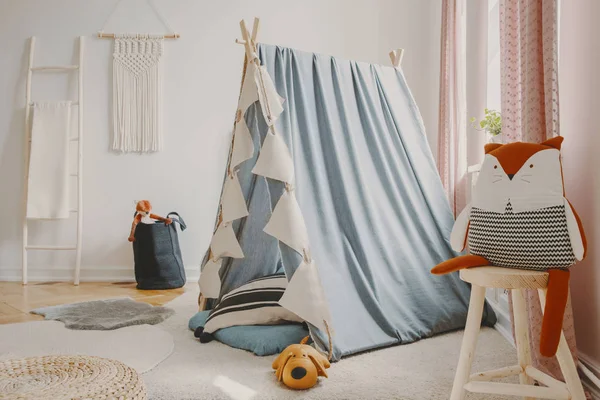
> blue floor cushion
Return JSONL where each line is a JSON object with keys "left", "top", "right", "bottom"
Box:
{"left": 189, "top": 311, "right": 308, "bottom": 356}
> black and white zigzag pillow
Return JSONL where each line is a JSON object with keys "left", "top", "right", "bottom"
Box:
{"left": 195, "top": 273, "right": 303, "bottom": 343}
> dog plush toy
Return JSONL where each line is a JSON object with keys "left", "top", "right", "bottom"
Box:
{"left": 272, "top": 336, "right": 330, "bottom": 390}
{"left": 128, "top": 200, "right": 172, "bottom": 242}
{"left": 431, "top": 137, "right": 586, "bottom": 357}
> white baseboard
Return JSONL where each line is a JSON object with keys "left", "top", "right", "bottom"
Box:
{"left": 0, "top": 266, "right": 199, "bottom": 283}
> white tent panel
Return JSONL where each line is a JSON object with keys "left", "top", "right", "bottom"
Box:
{"left": 220, "top": 173, "right": 249, "bottom": 223}
{"left": 199, "top": 258, "right": 223, "bottom": 298}
{"left": 210, "top": 223, "right": 244, "bottom": 259}
{"left": 279, "top": 259, "right": 332, "bottom": 334}
{"left": 263, "top": 190, "right": 309, "bottom": 254}
{"left": 251, "top": 133, "right": 295, "bottom": 183}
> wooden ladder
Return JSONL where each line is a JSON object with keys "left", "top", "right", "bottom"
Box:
{"left": 22, "top": 36, "right": 85, "bottom": 285}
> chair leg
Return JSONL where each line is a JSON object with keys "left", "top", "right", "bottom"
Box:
{"left": 538, "top": 289, "right": 586, "bottom": 400}
{"left": 450, "top": 284, "right": 486, "bottom": 400}
{"left": 512, "top": 288, "right": 535, "bottom": 400}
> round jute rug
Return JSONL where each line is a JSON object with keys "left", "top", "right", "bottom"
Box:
{"left": 0, "top": 355, "right": 146, "bottom": 399}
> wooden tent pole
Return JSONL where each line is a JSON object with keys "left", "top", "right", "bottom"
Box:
{"left": 389, "top": 48, "right": 404, "bottom": 68}
{"left": 198, "top": 17, "right": 260, "bottom": 311}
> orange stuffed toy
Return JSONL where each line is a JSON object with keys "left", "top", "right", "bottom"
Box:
{"left": 128, "top": 200, "right": 172, "bottom": 242}
{"left": 431, "top": 137, "right": 586, "bottom": 357}
{"left": 272, "top": 336, "right": 330, "bottom": 390}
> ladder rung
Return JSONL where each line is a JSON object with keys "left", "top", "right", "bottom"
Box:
{"left": 25, "top": 245, "right": 77, "bottom": 250}
{"left": 69, "top": 173, "right": 78, "bottom": 177}
{"left": 29, "top": 102, "right": 79, "bottom": 106}
{"left": 28, "top": 136, "right": 79, "bottom": 143}
{"left": 31, "top": 65, "right": 79, "bottom": 71}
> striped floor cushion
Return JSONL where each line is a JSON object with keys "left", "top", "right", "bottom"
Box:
{"left": 196, "top": 274, "right": 303, "bottom": 343}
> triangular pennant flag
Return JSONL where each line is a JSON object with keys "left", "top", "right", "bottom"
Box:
{"left": 239, "top": 62, "right": 259, "bottom": 111}
{"left": 263, "top": 190, "right": 308, "bottom": 254}
{"left": 252, "top": 133, "right": 294, "bottom": 183}
{"left": 230, "top": 117, "right": 254, "bottom": 168}
{"left": 279, "top": 259, "right": 332, "bottom": 334}
{"left": 210, "top": 223, "right": 244, "bottom": 259}
{"left": 254, "top": 65, "right": 285, "bottom": 126}
{"left": 199, "top": 258, "right": 222, "bottom": 299}
{"left": 221, "top": 173, "right": 249, "bottom": 223}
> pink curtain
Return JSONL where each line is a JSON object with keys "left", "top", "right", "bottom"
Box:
{"left": 437, "top": 0, "right": 467, "bottom": 216}
{"left": 500, "top": 0, "right": 560, "bottom": 142}
{"left": 500, "top": 0, "right": 577, "bottom": 381}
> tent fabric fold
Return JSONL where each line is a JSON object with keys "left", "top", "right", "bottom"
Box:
{"left": 200, "top": 43, "right": 496, "bottom": 360}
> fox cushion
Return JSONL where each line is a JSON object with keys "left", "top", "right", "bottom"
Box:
{"left": 431, "top": 137, "right": 586, "bottom": 357}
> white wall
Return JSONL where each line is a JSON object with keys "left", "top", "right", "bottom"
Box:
{"left": 559, "top": 0, "right": 600, "bottom": 374}
{"left": 0, "top": 0, "right": 441, "bottom": 281}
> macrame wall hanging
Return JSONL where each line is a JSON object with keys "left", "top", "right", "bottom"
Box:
{"left": 97, "top": 0, "right": 180, "bottom": 153}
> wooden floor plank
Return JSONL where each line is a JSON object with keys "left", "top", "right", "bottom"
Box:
{"left": 0, "top": 282, "right": 193, "bottom": 325}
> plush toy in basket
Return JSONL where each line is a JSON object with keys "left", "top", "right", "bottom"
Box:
{"left": 431, "top": 137, "right": 586, "bottom": 357}
{"left": 128, "top": 200, "right": 172, "bottom": 242}
{"left": 272, "top": 336, "right": 330, "bottom": 390}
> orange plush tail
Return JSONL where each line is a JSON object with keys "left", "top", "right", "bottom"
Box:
{"left": 540, "top": 269, "right": 570, "bottom": 357}
{"left": 431, "top": 255, "right": 489, "bottom": 275}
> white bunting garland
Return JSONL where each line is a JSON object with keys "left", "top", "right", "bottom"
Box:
{"left": 230, "top": 115, "right": 255, "bottom": 169}
{"left": 199, "top": 258, "right": 223, "bottom": 298}
{"left": 252, "top": 133, "right": 295, "bottom": 183}
{"left": 220, "top": 173, "right": 249, "bottom": 223}
{"left": 210, "top": 223, "right": 244, "bottom": 259}
{"left": 239, "top": 62, "right": 260, "bottom": 111}
{"left": 263, "top": 189, "right": 309, "bottom": 254}
{"left": 254, "top": 65, "right": 285, "bottom": 126}
{"left": 279, "top": 258, "right": 332, "bottom": 334}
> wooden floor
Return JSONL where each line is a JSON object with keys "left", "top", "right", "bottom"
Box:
{"left": 0, "top": 281, "right": 192, "bottom": 325}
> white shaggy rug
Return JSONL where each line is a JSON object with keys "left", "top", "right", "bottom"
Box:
{"left": 0, "top": 320, "right": 173, "bottom": 374}
{"left": 145, "top": 288, "right": 518, "bottom": 400}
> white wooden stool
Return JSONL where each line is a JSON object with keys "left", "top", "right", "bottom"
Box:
{"left": 450, "top": 266, "right": 585, "bottom": 400}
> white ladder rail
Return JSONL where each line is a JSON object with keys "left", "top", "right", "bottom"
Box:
{"left": 21, "top": 37, "right": 35, "bottom": 285}
{"left": 21, "top": 36, "right": 85, "bottom": 285}
{"left": 74, "top": 35, "right": 84, "bottom": 285}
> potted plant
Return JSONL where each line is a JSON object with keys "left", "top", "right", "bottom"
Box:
{"left": 470, "top": 109, "right": 502, "bottom": 143}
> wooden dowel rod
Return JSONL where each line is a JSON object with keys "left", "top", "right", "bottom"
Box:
{"left": 464, "top": 381, "right": 569, "bottom": 400}
{"left": 524, "top": 366, "right": 566, "bottom": 390}
{"left": 239, "top": 20, "right": 254, "bottom": 60}
{"left": 251, "top": 17, "right": 260, "bottom": 42}
{"left": 469, "top": 365, "right": 523, "bottom": 382}
{"left": 97, "top": 32, "right": 180, "bottom": 39}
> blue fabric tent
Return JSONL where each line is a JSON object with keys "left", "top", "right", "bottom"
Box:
{"left": 206, "top": 43, "right": 495, "bottom": 360}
